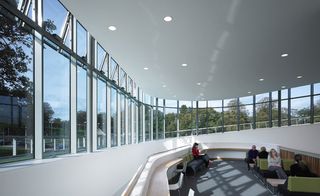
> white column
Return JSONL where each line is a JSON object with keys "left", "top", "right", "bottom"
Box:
{"left": 12, "top": 139, "right": 16, "bottom": 156}
{"left": 34, "top": 29, "right": 43, "bottom": 159}
{"left": 70, "top": 56, "right": 77, "bottom": 154}
{"left": 117, "top": 92, "right": 121, "bottom": 146}
{"left": 125, "top": 97, "right": 129, "bottom": 144}
{"left": 92, "top": 73, "right": 97, "bottom": 151}
{"left": 150, "top": 107, "right": 153, "bottom": 141}
{"left": 142, "top": 104, "right": 145, "bottom": 142}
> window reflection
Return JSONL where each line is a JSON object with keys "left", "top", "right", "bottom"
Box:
{"left": 43, "top": 43, "right": 70, "bottom": 157}
{"left": 111, "top": 88, "right": 118, "bottom": 147}
{"left": 0, "top": 11, "right": 34, "bottom": 162}
{"left": 97, "top": 78, "right": 106, "bottom": 149}
{"left": 77, "top": 64, "right": 87, "bottom": 152}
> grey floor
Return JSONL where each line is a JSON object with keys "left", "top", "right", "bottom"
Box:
{"left": 170, "top": 160, "right": 273, "bottom": 196}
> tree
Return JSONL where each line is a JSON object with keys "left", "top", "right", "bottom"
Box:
{"left": 0, "top": 12, "right": 33, "bottom": 98}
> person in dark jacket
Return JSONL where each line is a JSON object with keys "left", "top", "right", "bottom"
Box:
{"left": 258, "top": 146, "right": 268, "bottom": 159}
{"left": 246, "top": 145, "right": 259, "bottom": 170}
{"left": 290, "top": 154, "right": 316, "bottom": 177}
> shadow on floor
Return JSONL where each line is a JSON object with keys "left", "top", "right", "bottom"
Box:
{"left": 170, "top": 160, "right": 272, "bottom": 196}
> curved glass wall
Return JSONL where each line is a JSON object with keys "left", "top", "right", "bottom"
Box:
{"left": 1, "top": 0, "right": 320, "bottom": 163}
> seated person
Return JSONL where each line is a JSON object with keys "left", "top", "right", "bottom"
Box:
{"left": 258, "top": 146, "right": 268, "bottom": 159}
{"left": 268, "top": 148, "right": 287, "bottom": 179}
{"left": 246, "top": 145, "right": 259, "bottom": 170}
{"left": 192, "top": 143, "right": 210, "bottom": 167}
{"left": 290, "top": 154, "right": 317, "bottom": 177}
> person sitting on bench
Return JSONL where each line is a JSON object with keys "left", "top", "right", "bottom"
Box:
{"left": 192, "top": 143, "right": 210, "bottom": 167}
{"left": 246, "top": 145, "right": 259, "bottom": 170}
{"left": 268, "top": 148, "right": 287, "bottom": 179}
{"left": 290, "top": 154, "right": 316, "bottom": 177}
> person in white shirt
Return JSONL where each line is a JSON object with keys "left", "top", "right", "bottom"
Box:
{"left": 268, "top": 148, "right": 287, "bottom": 179}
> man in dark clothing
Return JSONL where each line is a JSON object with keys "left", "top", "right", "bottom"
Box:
{"left": 246, "top": 145, "right": 259, "bottom": 170}
{"left": 258, "top": 146, "right": 268, "bottom": 159}
{"left": 290, "top": 154, "right": 317, "bottom": 177}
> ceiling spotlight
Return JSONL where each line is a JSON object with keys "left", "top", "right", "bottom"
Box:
{"left": 281, "top": 53, "right": 288, "bottom": 57}
{"left": 297, "top": 75, "right": 303, "bottom": 79}
{"left": 248, "top": 91, "right": 251, "bottom": 94}
{"left": 108, "top": 26, "right": 117, "bottom": 31}
{"left": 281, "top": 86, "right": 286, "bottom": 89}
{"left": 197, "top": 82, "right": 201, "bottom": 86}
{"left": 181, "top": 63, "right": 188, "bottom": 67}
{"left": 143, "top": 67, "right": 149, "bottom": 70}
{"left": 164, "top": 16, "right": 173, "bottom": 22}
{"left": 173, "top": 95, "right": 177, "bottom": 98}
{"left": 259, "top": 78, "right": 264, "bottom": 81}
{"left": 162, "top": 85, "right": 166, "bottom": 88}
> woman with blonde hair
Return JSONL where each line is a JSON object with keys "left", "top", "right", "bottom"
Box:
{"left": 268, "top": 148, "right": 287, "bottom": 179}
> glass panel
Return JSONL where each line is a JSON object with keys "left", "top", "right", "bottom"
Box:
{"left": 271, "top": 101, "right": 279, "bottom": 127}
{"left": 145, "top": 105, "right": 151, "bottom": 141}
{"left": 179, "top": 104, "right": 194, "bottom": 136}
{"left": 158, "top": 107, "right": 164, "bottom": 139}
{"left": 6, "top": 0, "right": 33, "bottom": 19}
{"left": 132, "top": 102, "right": 138, "bottom": 144}
{"left": 165, "top": 108, "right": 177, "bottom": 138}
{"left": 239, "top": 105, "right": 253, "bottom": 130}
{"left": 120, "top": 94, "right": 126, "bottom": 145}
{"left": 272, "top": 91, "right": 278, "bottom": 101}
{"left": 256, "top": 93, "right": 269, "bottom": 103}
{"left": 223, "top": 106, "right": 237, "bottom": 132}
{"left": 198, "top": 108, "right": 207, "bottom": 134}
{"left": 224, "top": 98, "right": 237, "bottom": 107}
{"left": 43, "top": 44, "right": 70, "bottom": 157}
{"left": 239, "top": 96, "right": 253, "bottom": 105}
{"left": 291, "top": 97, "right": 310, "bottom": 125}
{"left": 281, "top": 100, "right": 288, "bottom": 126}
{"left": 281, "top": 89, "right": 288, "bottom": 99}
{"left": 128, "top": 77, "right": 133, "bottom": 95}
{"left": 165, "top": 100, "right": 177, "bottom": 108}
{"left": 207, "top": 108, "right": 223, "bottom": 133}
{"left": 0, "top": 12, "right": 34, "bottom": 163}
{"left": 208, "top": 100, "right": 222, "bottom": 108}
{"left": 120, "top": 69, "right": 127, "bottom": 90}
{"left": 110, "top": 58, "right": 119, "bottom": 84}
{"left": 76, "top": 22, "right": 87, "bottom": 59}
{"left": 158, "top": 99, "right": 164, "bottom": 107}
{"left": 144, "top": 94, "right": 151, "bottom": 105}
{"left": 256, "top": 102, "right": 269, "bottom": 129}
{"left": 96, "top": 43, "right": 107, "bottom": 71}
{"left": 138, "top": 104, "right": 143, "bottom": 143}
{"left": 198, "top": 101, "right": 207, "bottom": 108}
{"left": 97, "top": 78, "right": 106, "bottom": 149}
{"left": 291, "top": 85, "right": 310, "bottom": 98}
{"left": 77, "top": 65, "right": 87, "bottom": 152}
{"left": 179, "top": 101, "right": 191, "bottom": 108}
{"left": 43, "top": 0, "right": 71, "bottom": 47}
{"left": 314, "top": 83, "right": 320, "bottom": 95}
{"left": 127, "top": 99, "right": 132, "bottom": 144}
{"left": 314, "top": 96, "right": 320, "bottom": 123}
{"left": 153, "top": 107, "right": 157, "bottom": 140}
{"left": 110, "top": 88, "right": 118, "bottom": 147}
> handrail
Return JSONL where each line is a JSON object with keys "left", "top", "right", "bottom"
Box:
{"left": 121, "top": 145, "right": 190, "bottom": 196}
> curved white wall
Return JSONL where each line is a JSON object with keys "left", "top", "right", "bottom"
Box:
{"left": 0, "top": 124, "right": 319, "bottom": 196}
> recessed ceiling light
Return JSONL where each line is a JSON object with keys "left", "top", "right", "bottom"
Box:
{"left": 108, "top": 26, "right": 117, "bottom": 31}
{"left": 259, "top": 78, "right": 264, "bottom": 81}
{"left": 281, "top": 53, "right": 288, "bottom": 57}
{"left": 162, "top": 85, "right": 166, "bottom": 88}
{"left": 143, "top": 67, "right": 149, "bottom": 70}
{"left": 173, "top": 95, "right": 176, "bottom": 98}
{"left": 248, "top": 91, "right": 251, "bottom": 94}
{"left": 197, "top": 82, "right": 201, "bottom": 86}
{"left": 297, "top": 75, "right": 303, "bottom": 79}
{"left": 281, "top": 86, "right": 286, "bottom": 89}
{"left": 164, "top": 16, "right": 173, "bottom": 22}
{"left": 181, "top": 63, "right": 188, "bottom": 67}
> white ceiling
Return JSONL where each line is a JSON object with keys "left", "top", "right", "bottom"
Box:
{"left": 60, "top": 0, "right": 320, "bottom": 100}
